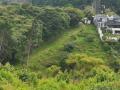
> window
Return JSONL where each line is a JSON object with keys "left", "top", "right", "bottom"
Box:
{"left": 115, "top": 31, "right": 120, "bottom": 34}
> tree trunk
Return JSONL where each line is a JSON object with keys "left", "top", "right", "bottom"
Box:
{"left": 26, "top": 38, "right": 32, "bottom": 66}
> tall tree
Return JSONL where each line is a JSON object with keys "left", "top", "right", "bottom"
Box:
{"left": 0, "top": 20, "right": 12, "bottom": 64}
{"left": 25, "top": 18, "right": 43, "bottom": 66}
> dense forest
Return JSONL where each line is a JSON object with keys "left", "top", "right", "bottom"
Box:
{"left": 32, "top": 0, "right": 120, "bottom": 12}
{"left": 0, "top": 0, "right": 120, "bottom": 90}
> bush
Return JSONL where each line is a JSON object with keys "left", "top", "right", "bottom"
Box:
{"left": 66, "top": 54, "right": 105, "bottom": 70}
{"left": 85, "top": 35, "right": 94, "bottom": 42}
{"left": 64, "top": 7, "right": 84, "bottom": 27}
{"left": 18, "top": 69, "right": 38, "bottom": 86}
{"left": 91, "top": 67, "right": 116, "bottom": 82}
{"left": 63, "top": 42, "right": 75, "bottom": 52}
{"left": 46, "top": 65, "right": 60, "bottom": 77}
{"left": 37, "top": 8, "right": 70, "bottom": 41}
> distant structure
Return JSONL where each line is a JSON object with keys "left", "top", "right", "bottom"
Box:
{"left": 94, "top": 15, "right": 107, "bottom": 28}
{"left": 92, "top": 0, "right": 120, "bottom": 42}
{"left": 94, "top": 15, "right": 120, "bottom": 41}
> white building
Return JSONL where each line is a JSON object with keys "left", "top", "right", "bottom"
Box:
{"left": 94, "top": 14, "right": 120, "bottom": 41}
{"left": 94, "top": 15, "right": 120, "bottom": 34}
{"left": 105, "top": 16, "right": 120, "bottom": 35}
{"left": 94, "top": 14, "right": 107, "bottom": 28}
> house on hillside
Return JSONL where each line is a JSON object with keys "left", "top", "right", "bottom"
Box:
{"left": 105, "top": 16, "right": 120, "bottom": 34}
{"left": 94, "top": 15, "right": 107, "bottom": 28}
{"left": 94, "top": 15, "right": 120, "bottom": 41}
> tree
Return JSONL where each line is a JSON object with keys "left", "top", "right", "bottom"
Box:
{"left": 37, "top": 8, "right": 70, "bottom": 41}
{"left": 0, "top": 20, "right": 12, "bottom": 64}
{"left": 64, "top": 7, "right": 84, "bottom": 27}
{"left": 84, "top": 6, "right": 95, "bottom": 19}
{"left": 32, "top": 0, "right": 93, "bottom": 7}
{"left": 25, "top": 18, "right": 43, "bottom": 66}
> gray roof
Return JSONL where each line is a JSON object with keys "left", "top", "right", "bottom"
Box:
{"left": 94, "top": 14, "right": 107, "bottom": 19}
{"left": 94, "top": 14, "right": 108, "bottom": 22}
{"left": 106, "top": 20, "right": 120, "bottom": 26}
{"left": 106, "top": 16, "right": 120, "bottom": 26}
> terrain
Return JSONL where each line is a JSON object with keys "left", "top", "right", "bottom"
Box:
{"left": 0, "top": 1, "right": 120, "bottom": 90}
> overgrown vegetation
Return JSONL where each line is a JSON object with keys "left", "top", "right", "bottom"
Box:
{"left": 0, "top": 1, "right": 120, "bottom": 90}
{"left": 0, "top": 5, "right": 83, "bottom": 64}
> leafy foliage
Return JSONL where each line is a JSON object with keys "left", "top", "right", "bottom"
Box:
{"left": 0, "top": 5, "right": 83, "bottom": 64}
{"left": 0, "top": 2, "right": 120, "bottom": 90}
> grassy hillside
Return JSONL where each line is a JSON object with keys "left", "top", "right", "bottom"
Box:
{"left": 28, "top": 24, "right": 108, "bottom": 72}
{"left": 28, "top": 25, "right": 85, "bottom": 70}
{"left": 1, "top": 3, "right": 120, "bottom": 90}
{"left": 1, "top": 25, "right": 120, "bottom": 90}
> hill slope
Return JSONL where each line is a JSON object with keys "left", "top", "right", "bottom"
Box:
{"left": 28, "top": 24, "right": 108, "bottom": 71}
{"left": 1, "top": 25, "right": 120, "bottom": 90}
{"left": 28, "top": 25, "right": 84, "bottom": 70}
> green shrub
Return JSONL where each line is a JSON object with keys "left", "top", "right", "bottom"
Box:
{"left": 37, "top": 8, "right": 70, "bottom": 41}
{"left": 63, "top": 42, "right": 75, "bottom": 52}
{"left": 56, "top": 71, "right": 70, "bottom": 83}
{"left": 18, "top": 69, "right": 38, "bottom": 86}
{"left": 85, "top": 35, "right": 94, "bottom": 42}
{"left": 64, "top": 7, "right": 84, "bottom": 27}
{"left": 46, "top": 65, "right": 60, "bottom": 77}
